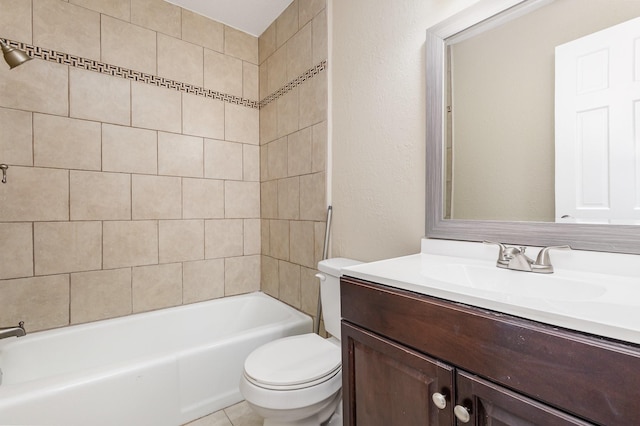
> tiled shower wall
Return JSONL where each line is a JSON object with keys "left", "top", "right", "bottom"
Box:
{"left": 258, "top": 0, "right": 328, "bottom": 321}
{"left": 0, "top": 0, "right": 329, "bottom": 333}
{"left": 0, "top": 0, "right": 262, "bottom": 331}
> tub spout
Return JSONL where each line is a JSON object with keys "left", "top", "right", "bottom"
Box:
{"left": 0, "top": 321, "right": 26, "bottom": 339}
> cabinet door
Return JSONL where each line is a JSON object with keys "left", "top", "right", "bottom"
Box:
{"left": 342, "top": 321, "right": 455, "bottom": 426}
{"left": 455, "top": 371, "right": 594, "bottom": 426}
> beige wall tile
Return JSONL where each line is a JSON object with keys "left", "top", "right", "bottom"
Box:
{"left": 261, "top": 255, "right": 279, "bottom": 298}
{"left": 158, "top": 132, "right": 203, "bottom": 177}
{"left": 157, "top": 33, "right": 203, "bottom": 87}
{"left": 132, "top": 174, "right": 182, "bottom": 219}
{"left": 103, "top": 220, "right": 158, "bottom": 269}
{"left": 70, "top": 171, "right": 131, "bottom": 220}
{"left": 225, "top": 181, "right": 260, "bottom": 218}
{"left": 132, "top": 263, "right": 182, "bottom": 313}
{"left": 182, "top": 93, "right": 225, "bottom": 139}
{"left": 33, "top": 114, "right": 101, "bottom": 171}
{"left": 33, "top": 0, "right": 100, "bottom": 60}
{"left": 277, "top": 87, "right": 299, "bottom": 138}
{"left": 159, "top": 219, "right": 204, "bottom": 263}
{"left": 287, "top": 23, "right": 312, "bottom": 80}
{"left": 269, "top": 219, "right": 289, "bottom": 260}
{"left": 182, "top": 10, "right": 224, "bottom": 53}
{"left": 34, "top": 221, "right": 102, "bottom": 275}
{"left": 131, "top": 0, "right": 181, "bottom": 38}
{"left": 260, "top": 101, "right": 277, "bottom": 145}
{"left": 0, "top": 167, "right": 68, "bottom": 222}
{"left": 70, "top": 268, "right": 132, "bottom": 324}
{"left": 205, "top": 219, "right": 243, "bottom": 259}
{"left": 132, "top": 82, "right": 182, "bottom": 133}
{"left": 70, "top": 0, "right": 130, "bottom": 20}
{"left": 260, "top": 145, "right": 268, "bottom": 181}
{"left": 102, "top": 124, "right": 158, "bottom": 175}
{"left": 0, "top": 275, "right": 69, "bottom": 332}
{"left": 204, "top": 139, "right": 243, "bottom": 180}
{"left": 261, "top": 219, "right": 270, "bottom": 256}
{"left": 101, "top": 15, "right": 157, "bottom": 75}
{"left": 299, "top": 71, "right": 327, "bottom": 128}
{"left": 278, "top": 260, "right": 300, "bottom": 308}
{"left": 261, "top": 180, "right": 277, "bottom": 219}
{"left": 243, "top": 144, "right": 260, "bottom": 181}
{"left": 314, "top": 221, "right": 326, "bottom": 265}
{"left": 224, "top": 26, "right": 258, "bottom": 64}
{"left": 300, "top": 172, "right": 326, "bottom": 221}
{"left": 278, "top": 177, "right": 300, "bottom": 220}
{"left": 244, "top": 219, "right": 261, "bottom": 255}
{"left": 288, "top": 127, "right": 312, "bottom": 176}
{"left": 183, "top": 178, "right": 224, "bottom": 219}
{"left": 204, "top": 50, "right": 243, "bottom": 98}
{"left": 312, "top": 121, "right": 327, "bottom": 173}
{"left": 312, "top": 8, "right": 328, "bottom": 64}
{"left": 290, "top": 221, "right": 315, "bottom": 268}
{"left": 0, "top": 108, "right": 32, "bottom": 166}
{"left": 225, "top": 255, "right": 260, "bottom": 295}
{"left": 70, "top": 68, "right": 131, "bottom": 126}
{"left": 183, "top": 259, "right": 225, "bottom": 303}
{"left": 259, "top": 61, "right": 268, "bottom": 100}
{"left": 225, "top": 103, "right": 259, "bottom": 145}
{"left": 0, "top": 223, "right": 33, "bottom": 279}
{"left": 266, "top": 46, "right": 287, "bottom": 95}
{"left": 299, "top": 0, "right": 325, "bottom": 26}
{"left": 243, "top": 62, "right": 259, "bottom": 101}
{"left": 300, "top": 266, "right": 319, "bottom": 317}
{"left": 276, "top": 1, "right": 299, "bottom": 48}
{"left": 259, "top": 21, "right": 276, "bottom": 65}
{"left": 0, "top": 0, "right": 32, "bottom": 43}
{"left": 0, "top": 60, "right": 68, "bottom": 116}
{"left": 267, "top": 137, "right": 288, "bottom": 180}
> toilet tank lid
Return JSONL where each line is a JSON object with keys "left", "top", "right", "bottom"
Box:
{"left": 318, "top": 258, "right": 363, "bottom": 276}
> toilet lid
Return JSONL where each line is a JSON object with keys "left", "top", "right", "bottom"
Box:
{"left": 244, "top": 334, "right": 341, "bottom": 388}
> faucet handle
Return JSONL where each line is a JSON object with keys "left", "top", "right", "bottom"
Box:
{"left": 483, "top": 241, "right": 507, "bottom": 260}
{"left": 534, "top": 245, "right": 571, "bottom": 268}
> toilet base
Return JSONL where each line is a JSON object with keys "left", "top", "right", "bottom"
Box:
{"left": 257, "top": 391, "right": 342, "bottom": 426}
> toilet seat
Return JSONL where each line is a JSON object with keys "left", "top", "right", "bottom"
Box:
{"left": 243, "top": 334, "right": 341, "bottom": 391}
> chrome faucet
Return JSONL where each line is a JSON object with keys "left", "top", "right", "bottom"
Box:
{"left": 0, "top": 321, "right": 26, "bottom": 340}
{"left": 484, "top": 242, "right": 570, "bottom": 273}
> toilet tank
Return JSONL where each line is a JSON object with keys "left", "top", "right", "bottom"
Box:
{"left": 317, "top": 258, "right": 362, "bottom": 340}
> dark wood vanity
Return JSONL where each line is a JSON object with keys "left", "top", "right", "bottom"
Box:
{"left": 341, "top": 276, "right": 640, "bottom": 425}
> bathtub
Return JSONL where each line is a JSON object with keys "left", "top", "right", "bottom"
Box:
{"left": 0, "top": 292, "right": 312, "bottom": 426}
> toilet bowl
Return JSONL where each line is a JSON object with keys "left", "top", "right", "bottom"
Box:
{"left": 239, "top": 258, "right": 362, "bottom": 426}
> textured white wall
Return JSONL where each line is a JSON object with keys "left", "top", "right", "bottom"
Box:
{"left": 329, "top": 0, "right": 479, "bottom": 261}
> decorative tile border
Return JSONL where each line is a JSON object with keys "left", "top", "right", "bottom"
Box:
{"left": 3, "top": 39, "right": 326, "bottom": 110}
{"left": 259, "top": 61, "right": 327, "bottom": 108}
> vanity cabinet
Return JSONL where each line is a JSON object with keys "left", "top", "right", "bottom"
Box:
{"left": 341, "top": 277, "right": 640, "bottom": 426}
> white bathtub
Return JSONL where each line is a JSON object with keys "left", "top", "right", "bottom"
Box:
{"left": 0, "top": 292, "right": 312, "bottom": 426}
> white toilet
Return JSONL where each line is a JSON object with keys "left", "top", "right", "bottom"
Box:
{"left": 239, "top": 258, "right": 362, "bottom": 426}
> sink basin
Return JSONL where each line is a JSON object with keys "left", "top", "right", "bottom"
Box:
{"left": 342, "top": 238, "right": 640, "bottom": 344}
{"left": 420, "top": 261, "right": 607, "bottom": 301}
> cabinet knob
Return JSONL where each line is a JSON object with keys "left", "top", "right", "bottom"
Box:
{"left": 431, "top": 392, "right": 447, "bottom": 409}
{"left": 454, "top": 404, "right": 471, "bottom": 423}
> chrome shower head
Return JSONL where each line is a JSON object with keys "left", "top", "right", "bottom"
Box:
{"left": 0, "top": 39, "right": 32, "bottom": 69}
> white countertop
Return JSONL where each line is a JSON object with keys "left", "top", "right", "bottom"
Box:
{"left": 342, "top": 239, "right": 640, "bottom": 345}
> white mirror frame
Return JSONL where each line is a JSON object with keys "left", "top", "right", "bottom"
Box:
{"left": 425, "top": 0, "right": 640, "bottom": 254}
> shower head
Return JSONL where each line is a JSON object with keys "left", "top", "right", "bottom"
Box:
{"left": 0, "top": 39, "right": 32, "bottom": 69}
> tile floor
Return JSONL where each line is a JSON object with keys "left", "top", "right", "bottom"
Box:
{"left": 184, "top": 401, "right": 263, "bottom": 426}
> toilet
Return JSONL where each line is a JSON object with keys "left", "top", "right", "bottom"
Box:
{"left": 239, "top": 258, "right": 362, "bottom": 426}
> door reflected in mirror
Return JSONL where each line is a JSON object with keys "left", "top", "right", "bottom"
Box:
{"left": 445, "top": 0, "right": 640, "bottom": 224}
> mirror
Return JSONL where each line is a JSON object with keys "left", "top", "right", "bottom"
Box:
{"left": 426, "top": 0, "right": 640, "bottom": 254}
